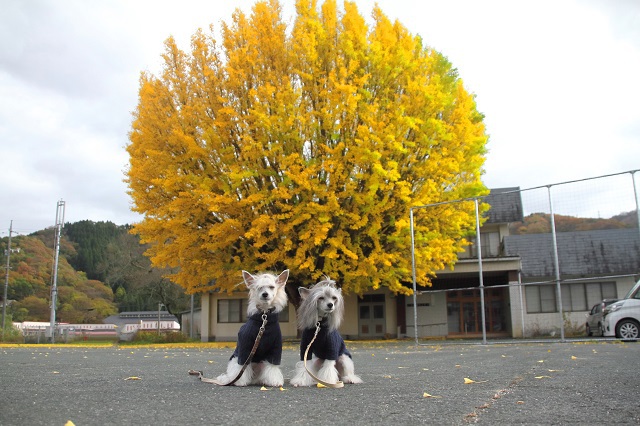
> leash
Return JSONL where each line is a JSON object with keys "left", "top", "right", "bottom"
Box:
{"left": 188, "top": 312, "right": 269, "bottom": 386}
{"left": 303, "top": 321, "right": 344, "bottom": 388}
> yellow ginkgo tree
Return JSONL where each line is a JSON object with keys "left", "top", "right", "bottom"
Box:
{"left": 126, "top": 0, "right": 488, "bottom": 297}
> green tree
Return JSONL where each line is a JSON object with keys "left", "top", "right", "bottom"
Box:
{"left": 126, "top": 0, "right": 488, "bottom": 296}
{"left": 64, "top": 220, "right": 127, "bottom": 281}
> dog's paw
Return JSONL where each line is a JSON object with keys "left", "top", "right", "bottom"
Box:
{"left": 231, "top": 378, "right": 251, "bottom": 387}
{"left": 289, "top": 371, "right": 316, "bottom": 387}
{"left": 341, "top": 374, "right": 363, "bottom": 384}
{"left": 258, "top": 369, "right": 284, "bottom": 387}
{"left": 290, "top": 377, "right": 316, "bottom": 387}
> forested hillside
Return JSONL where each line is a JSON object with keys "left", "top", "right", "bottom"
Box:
{"left": 509, "top": 211, "right": 637, "bottom": 234}
{"left": 1, "top": 221, "right": 192, "bottom": 324}
{"left": 4, "top": 232, "right": 117, "bottom": 323}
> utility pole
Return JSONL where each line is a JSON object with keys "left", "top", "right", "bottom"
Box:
{"left": 49, "top": 200, "right": 65, "bottom": 343}
{"left": 2, "top": 220, "right": 14, "bottom": 340}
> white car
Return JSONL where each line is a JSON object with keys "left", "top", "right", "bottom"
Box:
{"left": 603, "top": 279, "right": 640, "bottom": 339}
{"left": 585, "top": 299, "right": 618, "bottom": 336}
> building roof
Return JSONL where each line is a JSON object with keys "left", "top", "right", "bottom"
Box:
{"left": 504, "top": 228, "right": 640, "bottom": 278}
{"left": 103, "top": 311, "right": 179, "bottom": 327}
{"left": 484, "top": 187, "right": 523, "bottom": 224}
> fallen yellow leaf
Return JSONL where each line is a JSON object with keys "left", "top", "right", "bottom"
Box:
{"left": 316, "top": 383, "right": 327, "bottom": 388}
{"left": 279, "top": 386, "right": 286, "bottom": 391}
{"left": 260, "top": 386, "right": 269, "bottom": 391}
{"left": 64, "top": 421, "right": 75, "bottom": 426}
{"left": 52, "top": 371, "right": 60, "bottom": 374}
{"left": 537, "top": 360, "right": 544, "bottom": 363}
{"left": 548, "top": 369, "right": 562, "bottom": 372}
{"left": 571, "top": 356, "right": 577, "bottom": 360}
{"left": 464, "top": 377, "right": 487, "bottom": 384}
{"left": 516, "top": 401, "right": 525, "bottom": 405}
{"left": 423, "top": 392, "right": 442, "bottom": 398}
{"left": 124, "top": 376, "right": 142, "bottom": 381}
{"left": 535, "top": 375, "right": 552, "bottom": 379}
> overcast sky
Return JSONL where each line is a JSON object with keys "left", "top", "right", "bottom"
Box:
{"left": 1, "top": 0, "right": 639, "bottom": 236}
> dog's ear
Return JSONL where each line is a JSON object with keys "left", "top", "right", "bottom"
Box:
{"left": 298, "top": 287, "right": 310, "bottom": 299}
{"left": 242, "top": 270, "right": 256, "bottom": 288}
{"left": 276, "top": 269, "right": 289, "bottom": 287}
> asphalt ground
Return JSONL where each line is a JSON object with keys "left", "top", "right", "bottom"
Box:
{"left": 1, "top": 340, "right": 638, "bottom": 426}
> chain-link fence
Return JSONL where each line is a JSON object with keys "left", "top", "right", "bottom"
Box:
{"left": 409, "top": 170, "right": 640, "bottom": 343}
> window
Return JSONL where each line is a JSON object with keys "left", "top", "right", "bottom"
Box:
{"left": 459, "top": 232, "right": 500, "bottom": 258}
{"left": 278, "top": 307, "right": 289, "bottom": 322}
{"left": 217, "top": 299, "right": 289, "bottom": 323}
{"left": 526, "top": 282, "right": 616, "bottom": 313}
{"left": 218, "top": 299, "right": 248, "bottom": 323}
{"left": 562, "top": 282, "right": 615, "bottom": 312}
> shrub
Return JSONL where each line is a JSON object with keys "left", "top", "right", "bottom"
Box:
{"left": 1, "top": 322, "right": 24, "bottom": 343}
{"left": 130, "top": 331, "right": 189, "bottom": 344}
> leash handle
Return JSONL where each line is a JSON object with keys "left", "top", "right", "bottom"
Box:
{"left": 303, "top": 321, "right": 344, "bottom": 388}
{"left": 189, "top": 312, "right": 269, "bottom": 386}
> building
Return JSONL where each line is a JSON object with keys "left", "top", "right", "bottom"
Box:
{"left": 104, "top": 311, "right": 180, "bottom": 340}
{"left": 198, "top": 188, "right": 640, "bottom": 341}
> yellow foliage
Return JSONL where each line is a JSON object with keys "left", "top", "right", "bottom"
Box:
{"left": 126, "top": 0, "right": 488, "bottom": 295}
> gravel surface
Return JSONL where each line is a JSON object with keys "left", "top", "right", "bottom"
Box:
{"left": 1, "top": 340, "right": 638, "bottom": 425}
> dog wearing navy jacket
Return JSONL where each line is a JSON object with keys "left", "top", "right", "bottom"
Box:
{"left": 290, "top": 278, "right": 362, "bottom": 386}
{"left": 215, "top": 269, "right": 289, "bottom": 387}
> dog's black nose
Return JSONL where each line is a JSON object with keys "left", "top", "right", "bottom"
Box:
{"left": 262, "top": 292, "right": 269, "bottom": 298}
{"left": 327, "top": 303, "right": 333, "bottom": 309}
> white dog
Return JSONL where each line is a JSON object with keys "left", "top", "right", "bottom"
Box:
{"left": 214, "top": 269, "right": 289, "bottom": 387}
{"left": 290, "top": 278, "right": 362, "bottom": 386}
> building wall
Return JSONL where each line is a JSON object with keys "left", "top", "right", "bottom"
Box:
{"left": 517, "top": 276, "right": 638, "bottom": 338}
{"left": 341, "top": 294, "right": 359, "bottom": 338}
{"left": 201, "top": 292, "right": 297, "bottom": 342}
{"left": 200, "top": 288, "right": 399, "bottom": 341}
{"left": 200, "top": 275, "right": 638, "bottom": 342}
{"left": 508, "top": 281, "right": 526, "bottom": 338}
{"left": 405, "top": 292, "right": 448, "bottom": 338}
{"left": 181, "top": 310, "right": 201, "bottom": 338}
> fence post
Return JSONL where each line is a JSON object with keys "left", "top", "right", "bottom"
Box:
{"left": 547, "top": 186, "right": 565, "bottom": 342}
{"left": 475, "top": 199, "right": 487, "bottom": 344}
{"left": 410, "top": 207, "right": 419, "bottom": 344}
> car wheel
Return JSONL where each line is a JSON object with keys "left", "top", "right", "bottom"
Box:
{"left": 615, "top": 319, "right": 640, "bottom": 339}
{"left": 586, "top": 324, "right": 593, "bottom": 336}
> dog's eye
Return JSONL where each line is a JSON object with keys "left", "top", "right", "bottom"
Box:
{"left": 332, "top": 296, "right": 338, "bottom": 301}
{"left": 318, "top": 296, "right": 324, "bottom": 300}
{"left": 269, "top": 286, "right": 275, "bottom": 290}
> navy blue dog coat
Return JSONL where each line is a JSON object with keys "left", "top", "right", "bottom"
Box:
{"left": 299, "top": 318, "right": 352, "bottom": 361}
{"left": 232, "top": 311, "right": 282, "bottom": 365}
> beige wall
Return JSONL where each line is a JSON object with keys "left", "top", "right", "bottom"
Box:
{"left": 517, "top": 276, "right": 638, "bottom": 338}
{"left": 201, "top": 292, "right": 297, "bottom": 342}
{"left": 201, "top": 288, "right": 400, "bottom": 342}
{"left": 405, "top": 292, "right": 448, "bottom": 338}
{"left": 341, "top": 288, "right": 398, "bottom": 339}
